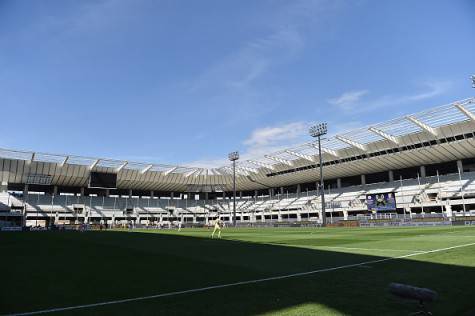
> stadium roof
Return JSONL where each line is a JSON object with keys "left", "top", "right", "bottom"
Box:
{"left": 1, "top": 97, "right": 474, "bottom": 192}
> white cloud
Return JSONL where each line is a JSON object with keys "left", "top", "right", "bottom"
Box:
{"left": 186, "top": 121, "right": 310, "bottom": 167}
{"left": 328, "top": 90, "right": 369, "bottom": 107}
{"left": 187, "top": 79, "right": 451, "bottom": 168}
{"left": 329, "top": 80, "right": 452, "bottom": 114}
{"left": 191, "top": 27, "right": 304, "bottom": 93}
{"left": 406, "top": 81, "right": 452, "bottom": 101}
{"left": 188, "top": 1, "right": 340, "bottom": 95}
{"left": 240, "top": 121, "right": 310, "bottom": 160}
{"left": 244, "top": 122, "right": 307, "bottom": 147}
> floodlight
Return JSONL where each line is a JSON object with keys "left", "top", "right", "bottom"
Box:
{"left": 309, "top": 122, "right": 328, "bottom": 226}
{"left": 309, "top": 123, "right": 328, "bottom": 138}
{"left": 228, "top": 151, "right": 239, "bottom": 161}
{"left": 228, "top": 151, "right": 239, "bottom": 227}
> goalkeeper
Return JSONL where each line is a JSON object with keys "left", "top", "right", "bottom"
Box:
{"left": 211, "top": 219, "right": 223, "bottom": 239}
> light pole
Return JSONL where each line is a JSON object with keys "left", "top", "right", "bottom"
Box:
{"left": 228, "top": 151, "right": 239, "bottom": 227}
{"left": 309, "top": 123, "right": 328, "bottom": 227}
{"left": 471, "top": 75, "right": 475, "bottom": 88}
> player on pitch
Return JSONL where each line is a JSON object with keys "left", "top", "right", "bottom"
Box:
{"left": 211, "top": 218, "right": 223, "bottom": 239}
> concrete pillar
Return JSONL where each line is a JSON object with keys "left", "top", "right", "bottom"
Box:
{"left": 389, "top": 170, "right": 394, "bottom": 182}
{"left": 278, "top": 211, "right": 282, "bottom": 222}
{"left": 297, "top": 211, "right": 301, "bottom": 222}
{"left": 268, "top": 188, "right": 273, "bottom": 197}
{"left": 280, "top": 187, "right": 284, "bottom": 195}
{"left": 297, "top": 184, "right": 301, "bottom": 196}
{"left": 420, "top": 165, "right": 426, "bottom": 179}
{"left": 105, "top": 189, "right": 110, "bottom": 197}
{"left": 261, "top": 213, "right": 265, "bottom": 223}
{"left": 457, "top": 160, "right": 463, "bottom": 173}
{"left": 150, "top": 191, "right": 154, "bottom": 199}
{"left": 337, "top": 178, "right": 342, "bottom": 189}
{"left": 53, "top": 186, "right": 58, "bottom": 196}
{"left": 254, "top": 190, "right": 258, "bottom": 200}
{"left": 23, "top": 184, "right": 29, "bottom": 196}
{"left": 80, "top": 187, "right": 85, "bottom": 196}
{"left": 361, "top": 174, "right": 366, "bottom": 186}
{"left": 128, "top": 189, "right": 133, "bottom": 198}
{"left": 171, "top": 192, "right": 175, "bottom": 199}
{"left": 239, "top": 191, "right": 242, "bottom": 199}
{"left": 343, "top": 210, "right": 348, "bottom": 221}
{"left": 0, "top": 181, "right": 7, "bottom": 192}
{"left": 445, "top": 204, "right": 453, "bottom": 218}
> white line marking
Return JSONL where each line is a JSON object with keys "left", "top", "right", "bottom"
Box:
{"left": 5, "top": 242, "right": 475, "bottom": 316}
{"left": 320, "top": 246, "right": 425, "bottom": 253}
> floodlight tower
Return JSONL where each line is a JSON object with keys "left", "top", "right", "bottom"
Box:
{"left": 471, "top": 75, "right": 475, "bottom": 88}
{"left": 228, "top": 151, "right": 239, "bottom": 227}
{"left": 309, "top": 123, "right": 328, "bottom": 227}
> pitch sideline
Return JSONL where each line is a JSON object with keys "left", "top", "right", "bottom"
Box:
{"left": 319, "top": 246, "right": 426, "bottom": 253}
{"left": 5, "top": 241, "right": 475, "bottom": 316}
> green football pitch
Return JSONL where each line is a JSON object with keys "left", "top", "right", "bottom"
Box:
{"left": 2, "top": 226, "right": 475, "bottom": 316}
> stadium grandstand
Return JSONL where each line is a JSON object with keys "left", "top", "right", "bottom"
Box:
{"left": 4, "top": 2, "right": 475, "bottom": 315}
{"left": 2, "top": 97, "right": 475, "bottom": 230}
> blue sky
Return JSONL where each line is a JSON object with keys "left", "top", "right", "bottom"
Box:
{"left": 0, "top": 0, "right": 474, "bottom": 167}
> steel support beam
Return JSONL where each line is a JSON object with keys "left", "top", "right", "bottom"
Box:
{"left": 335, "top": 136, "right": 367, "bottom": 151}
{"left": 454, "top": 102, "right": 475, "bottom": 121}
{"left": 368, "top": 127, "right": 399, "bottom": 145}
{"left": 184, "top": 169, "right": 199, "bottom": 178}
{"left": 264, "top": 155, "right": 293, "bottom": 166}
{"left": 284, "top": 150, "right": 315, "bottom": 162}
{"left": 237, "top": 166, "right": 259, "bottom": 174}
{"left": 59, "top": 156, "right": 69, "bottom": 167}
{"left": 247, "top": 160, "right": 275, "bottom": 170}
{"left": 308, "top": 144, "right": 340, "bottom": 158}
{"left": 90, "top": 159, "right": 100, "bottom": 170}
{"left": 140, "top": 164, "right": 153, "bottom": 174}
{"left": 116, "top": 161, "right": 128, "bottom": 172}
{"left": 163, "top": 166, "right": 177, "bottom": 176}
{"left": 405, "top": 116, "right": 438, "bottom": 136}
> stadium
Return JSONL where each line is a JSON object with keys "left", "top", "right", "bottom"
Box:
{"left": 2, "top": 98, "right": 475, "bottom": 228}
{"left": 2, "top": 97, "right": 475, "bottom": 315}
{"left": 2, "top": 2, "right": 475, "bottom": 316}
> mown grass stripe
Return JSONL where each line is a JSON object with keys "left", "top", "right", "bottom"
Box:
{"left": 6, "top": 241, "right": 475, "bottom": 316}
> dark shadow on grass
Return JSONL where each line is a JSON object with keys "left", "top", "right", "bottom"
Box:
{"left": 0, "top": 230, "right": 474, "bottom": 316}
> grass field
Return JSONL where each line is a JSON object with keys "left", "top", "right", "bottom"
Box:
{"left": 2, "top": 226, "right": 475, "bottom": 316}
